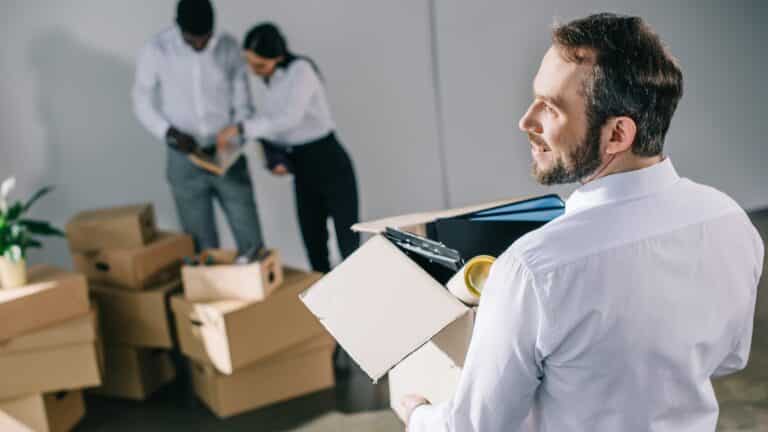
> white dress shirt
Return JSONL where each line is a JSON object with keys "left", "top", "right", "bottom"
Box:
{"left": 132, "top": 26, "right": 253, "bottom": 145}
{"left": 242, "top": 58, "right": 335, "bottom": 145}
{"left": 410, "top": 158, "right": 764, "bottom": 432}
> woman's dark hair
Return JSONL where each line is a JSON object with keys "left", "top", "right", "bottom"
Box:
{"left": 243, "top": 22, "right": 321, "bottom": 79}
{"left": 553, "top": 13, "right": 683, "bottom": 156}
{"left": 176, "top": 0, "right": 214, "bottom": 36}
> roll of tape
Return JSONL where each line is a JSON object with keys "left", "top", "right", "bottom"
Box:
{"left": 446, "top": 255, "right": 495, "bottom": 305}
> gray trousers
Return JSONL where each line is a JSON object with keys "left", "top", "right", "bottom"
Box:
{"left": 167, "top": 149, "right": 264, "bottom": 253}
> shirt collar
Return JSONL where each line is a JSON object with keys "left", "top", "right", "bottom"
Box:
{"left": 174, "top": 26, "right": 219, "bottom": 54}
{"left": 565, "top": 158, "right": 680, "bottom": 215}
{"left": 268, "top": 66, "right": 287, "bottom": 84}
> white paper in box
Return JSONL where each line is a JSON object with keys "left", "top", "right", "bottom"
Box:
{"left": 300, "top": 234, "right": 468, "bottom": 382}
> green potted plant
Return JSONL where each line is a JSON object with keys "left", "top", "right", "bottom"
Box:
{"left": 0, "top": 177, "right": 65, "bottom": 288}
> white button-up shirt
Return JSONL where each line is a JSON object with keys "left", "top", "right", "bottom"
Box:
{"left": 242, "top": 58, "right": 335, "bottom": 146}
{"left": 410, "top": 158, "right": 764, "bottom": 432}
{"left": 132, "top": 26, "right": 253, "bottom": 146}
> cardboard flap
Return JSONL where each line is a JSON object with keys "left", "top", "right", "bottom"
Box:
{"left": 0, "top": 311, "right": 96, "bottom": 354}
{"left": 352, "top": 196, "right": 530, "bottom": 234}
{"left": 0, "top": 413, "right": 34, "bottom": 432}
{"left": 68, "top": 203, "right": 150, "bottom": 224}
{"left": 0, "top": 394, "right": 46, "bottom": 432}
{"left": 192, "top": 301, "right": 237, "bottom": 374}
{"left": 300, "top": 235, "right": 468, "bottom": 381}
{"left": 169, "top": 295, "right": 211, "bottom": 364}
{"left": 388, "top": 310, "right": 474, "bottom": 422}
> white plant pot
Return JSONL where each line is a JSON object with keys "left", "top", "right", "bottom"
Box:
{"left": 0, "top": 257, "right": 27, "bottom": 289}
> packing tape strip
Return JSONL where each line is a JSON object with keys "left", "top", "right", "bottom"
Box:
{"left": 447, "top": 255, "right": 495, "bottom": 305}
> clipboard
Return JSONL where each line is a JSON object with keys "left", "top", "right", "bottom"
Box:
{"left": 383, "top": 227, "right": 464, "bottom": 284}
{"left": 188, "top": 142, "right": 247, "bottom": 176}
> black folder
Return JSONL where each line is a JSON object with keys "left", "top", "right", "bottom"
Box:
{"left": 425, "top": 194, "right": 565, "bottom": 258}
{"left": 382, "top": 195, "right": 566, "bottom": 283}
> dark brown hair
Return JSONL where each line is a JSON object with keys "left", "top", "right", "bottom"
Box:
{"left": 553, "top": 13, "right": 683, "bottom": 156}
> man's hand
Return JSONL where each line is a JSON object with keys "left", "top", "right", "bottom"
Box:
{"left": 217, "top": 125, "right": 240, "bottom": 153}
{"left": 166, "top": 127, "right": 198, "bottom": 154}
{"left": 271, "top": 164, "right": 289, "bottom": 176}
{"left": 401, "top": 394, "right": 430, "bottom": 429}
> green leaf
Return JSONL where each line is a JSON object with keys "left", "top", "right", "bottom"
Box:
{"left": 19, "top": 219, "right": 65, "bottom": 236}
{"left": 5, "top": 202, "right": 23, "bottom": 221}
{"left": 26, "top": 238, "right": 42, "bottom": 249}
{"left": 23, "top": 186, "right": 54, "bottom": 213}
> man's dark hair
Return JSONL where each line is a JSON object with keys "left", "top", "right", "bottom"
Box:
{"left": 553, "top": 13, "right": 683, "bottom": 156}
{"left": 176, "top": 0, "right": 214, "bottom": 36}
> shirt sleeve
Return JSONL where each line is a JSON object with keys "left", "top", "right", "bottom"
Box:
{"left": 231, "top": 53, "right": 254, "bottom": 124}
{"left": 713, "top": 232, "right": 762, "bottom": 378}
{"left": 131, "top": 43, "right": 170, "bottom": 140}
{"left": 712, "top": 325, "right": 753, "bottom": 378}
{"left": 242, "top": 60, "right": 318, "bottom": 140}
{"left": 409, "top": 251, "right": 546, "bottom": 432}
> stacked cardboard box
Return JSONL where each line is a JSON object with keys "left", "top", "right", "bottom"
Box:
{"left": 66, "top": 203, "right": 193, "bottom": 400}
{"left": 0, "top": 266, "right": 101, "bottom": 432}
{"left": 171, "top": 254, "right": 335, "bottom": 418}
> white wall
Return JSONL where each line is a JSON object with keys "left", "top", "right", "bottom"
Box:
{"left": 0, "top": 0, "right": 445, "bottom": 269}
{"left": 1, "top": 1, "right": 765, "bottom": 270}
{"left": 434, "top": 0, "right": 768, "bottom": 209}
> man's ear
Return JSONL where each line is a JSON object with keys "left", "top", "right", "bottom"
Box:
{"left": 602, "top": 116, "right": 637, "bottom": 155}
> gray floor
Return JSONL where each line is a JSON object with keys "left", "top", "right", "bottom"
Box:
{"left": 77, "top": 362, "right": 392, "bottom": 431}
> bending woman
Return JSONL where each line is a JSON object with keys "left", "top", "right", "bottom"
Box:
{"left": 218, "top": 22, "right": 360, "bottom": 273}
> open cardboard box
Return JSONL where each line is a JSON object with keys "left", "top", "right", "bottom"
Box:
{"left": 300, "top": 234, "right": 472, "bottom": 381}
{"left": 190, "top": 333, "right": 335, "bottom": 418}
{"left": 172, "top": 267, "right": 326, "bottom": 374}
{"left": 0, "top": 310, "right": 101, "bottom": 399}
{"left": 182, "top": 249, "right": 283, "bottom": 302}
{"left": 66, "top": 203, "right": 156, "bottom": 253}
{"left": 302, "top": 196, "right": 558, "bottom": 421}
{"left": 72, "top": 231, "right": 193, "bottom": 290}
{"left": 89, "top": 279, "right": 180, "bottom": 349}
{"left": 0, "top": 265, "right": 90, "bottom": 342}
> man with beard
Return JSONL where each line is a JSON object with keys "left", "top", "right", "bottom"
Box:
{"left": 402, "top": 13, "right": 763, "bottom": 432}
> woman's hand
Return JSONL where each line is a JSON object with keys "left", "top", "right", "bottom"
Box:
{"left": 216, "top": 125, "right": 239, "bottom": 153}
{"left": 271, "top": 164, "right": 289, "bottom": 176}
